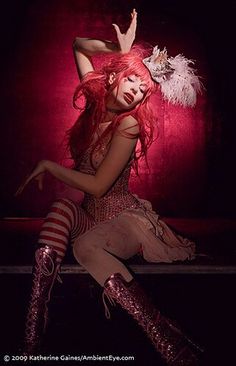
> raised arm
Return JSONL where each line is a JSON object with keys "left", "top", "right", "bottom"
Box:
{"left": 72, "top": 9, "right": 137, "bottom": 80}
{"left": 15, "top": 116, "right": 139, "bottom": 198}
{"left": 72, "top": 38, "right": 119, "bottom": 79}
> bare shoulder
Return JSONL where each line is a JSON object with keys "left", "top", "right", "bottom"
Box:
{"left": 117, "top": 115, "right": 140, "bottom": 135}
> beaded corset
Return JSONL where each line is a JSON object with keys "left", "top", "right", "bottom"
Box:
{"left": 77, "top": 134, "right": 141, "bottom": 223}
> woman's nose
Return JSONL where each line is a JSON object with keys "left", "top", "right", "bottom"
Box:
{"left": 131, "top": 87, "right": 138, "bottom": 95}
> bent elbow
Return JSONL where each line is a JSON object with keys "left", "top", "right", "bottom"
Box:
{"left": 93, "top": 190, "right": 104, "bottom": 199}
{"left": 72, "top": 38, "right": 77, "bottom": 49}
{"left": 93, "top": 186, "right": 108, "bottom": 199}
{"left": 72, "top": 37, "right": 81, "bottom": 50}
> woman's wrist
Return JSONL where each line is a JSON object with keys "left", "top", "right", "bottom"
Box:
{"left": 41, "top": 159, "right": 51, "bottom": 172}
{"left": 73, "top": 37, "right": 120, "bottom": 55}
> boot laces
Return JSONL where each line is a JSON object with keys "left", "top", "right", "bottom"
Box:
{"left": 102, "top": 290, "right": 116, "bottom": 319}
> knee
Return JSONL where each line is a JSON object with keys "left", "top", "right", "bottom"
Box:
{"left": 52, "top": 197, "right": 74, "bottom": 209}
{"left": 49, "top": 198, "right": 77, "bottom": 221}
{"left": 73, "top": 237, "right": 96, "bottom": 266}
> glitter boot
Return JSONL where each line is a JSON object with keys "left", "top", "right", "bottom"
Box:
{"left": 23, "top": 246, "right": 59, "bottom": 355}
{"left": 103, "top": 273, "right": 202, "bottom": 365}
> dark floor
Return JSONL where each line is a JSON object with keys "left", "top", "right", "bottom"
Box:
{"left": 0, "top": 273, "right": 236, "bottom": 366}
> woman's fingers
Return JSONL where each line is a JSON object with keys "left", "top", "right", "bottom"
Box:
{"left": 131, "top": 9, "right": 137, "bottom": 22}
{"left": 35, "top": 173, "right": 45, "bottom": 191}
{"left": 14, "top": 162, "right": 46, "bottom": 196}
{"left": 14, "top": 160, "right": 47, "bottom": 196}
{"left": 112, "top": 23, "right": 121, "bottom": 36}
{"left": 14, "top": 175, "right": 31, "bottom": 197}
{"left": 128, "top": 9, "right": 137, "bottom": 35}
{"left": 14, "top": 172, "right": 42, "bottom": 196}
{"left": 130, "top": 9, "right": 137, "bottom": 25}
{"left": 14, "top": 185, "right": 23, "bottom": 197}
{"left": 112, "top": 9, "right": 138, "bottom": 53}
{"left": 113, "top": 9, "right": 137, "bottom": 36}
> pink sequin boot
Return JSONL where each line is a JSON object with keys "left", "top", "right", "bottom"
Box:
{"left": 104, "top": 273, "right": 202, "bottom": 366}
{"left": 22, "top": 246, "right": 59, "bottom": 355}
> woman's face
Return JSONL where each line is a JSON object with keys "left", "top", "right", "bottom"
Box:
{"left": 106, "top": 74, "right": 147, "bottom": 111}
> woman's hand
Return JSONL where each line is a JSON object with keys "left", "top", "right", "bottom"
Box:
{"left": 112, "top": 9, "right": 137, "bottom": 53}
{"left": 15, "top": 160, "right": 48, "bottom": 196}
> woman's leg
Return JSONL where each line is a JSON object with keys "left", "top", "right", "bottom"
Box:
{"left": 73, "top": 215, "right": 141, "bottom": 286}
{"left": 104, "top": 274, "right": 201, "bottom": 366}
{"left": 73, "top": 215, "right": 201, "bottom": 365}
{"left": 38, "top": 198, "right": 93, "bottom": 264}
{"left": 23, "top": 198, "right": 94, "bottom": 354}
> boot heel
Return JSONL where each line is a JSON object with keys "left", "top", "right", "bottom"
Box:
{"left": 22, "top": 245, "right": 59, "bottom": 355}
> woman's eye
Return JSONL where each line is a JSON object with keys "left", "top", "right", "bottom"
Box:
{"left": 140, "top": 88, "right": 145, "bottom": 94}
{"left": 128, "top": 77, "right": 134, "bottom": 82}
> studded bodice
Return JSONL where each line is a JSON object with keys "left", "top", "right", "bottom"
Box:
{"left": 77, "top": 127, "right": 141, "bottom": 223}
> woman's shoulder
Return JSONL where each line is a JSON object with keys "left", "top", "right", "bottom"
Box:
{"left": 117, "top": 115, "right": 140, "bottom": 136}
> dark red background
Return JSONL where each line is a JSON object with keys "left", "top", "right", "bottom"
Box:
{"left": 1, "top": 0, "right": 235, "bottom": 218}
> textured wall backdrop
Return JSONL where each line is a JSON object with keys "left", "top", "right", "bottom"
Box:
{"left": 1, "top": 0, "right": 235, "bottom": 217}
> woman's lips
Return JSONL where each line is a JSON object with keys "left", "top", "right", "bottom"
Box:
{"left": 124, "top": 92, "right": 134, "bottom": 104}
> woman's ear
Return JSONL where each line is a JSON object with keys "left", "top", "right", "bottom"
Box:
{"left": 108, "top": 72, "right": 116, "bottom": 85}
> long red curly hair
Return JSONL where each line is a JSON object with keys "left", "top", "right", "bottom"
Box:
{"left": 67, "top": 44, "right": 158, "bottom": 173}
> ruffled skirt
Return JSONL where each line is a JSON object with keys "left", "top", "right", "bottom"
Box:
{"left": 75, "top": 195, "right": 195, "bottom": 263}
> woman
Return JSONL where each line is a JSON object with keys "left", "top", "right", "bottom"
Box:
{"left": 16, "top": 9, "right": 202, "bottom": 365}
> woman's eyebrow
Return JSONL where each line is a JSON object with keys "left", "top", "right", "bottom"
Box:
{"left": 132, "top": 74, "right": 147, "bottom": 88}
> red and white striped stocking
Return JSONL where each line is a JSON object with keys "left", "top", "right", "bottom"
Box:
{"left": 38, "top": 198, "right": 94, "bottom": 263}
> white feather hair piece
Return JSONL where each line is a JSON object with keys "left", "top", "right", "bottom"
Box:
{"left": 143, "top": 45, "right": 203, "bottom": 107}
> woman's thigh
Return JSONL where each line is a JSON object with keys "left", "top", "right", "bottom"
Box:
{"left": 75, "top": 214, "right": 142, "bottom": 260}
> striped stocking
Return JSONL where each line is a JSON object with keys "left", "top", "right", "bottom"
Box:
{"left": 38, "top": 198, "right": 94, "bottom": 263}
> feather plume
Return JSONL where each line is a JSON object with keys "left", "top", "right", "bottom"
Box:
{"left": 143, "top": 46, "right": 203, "bottom": 107}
